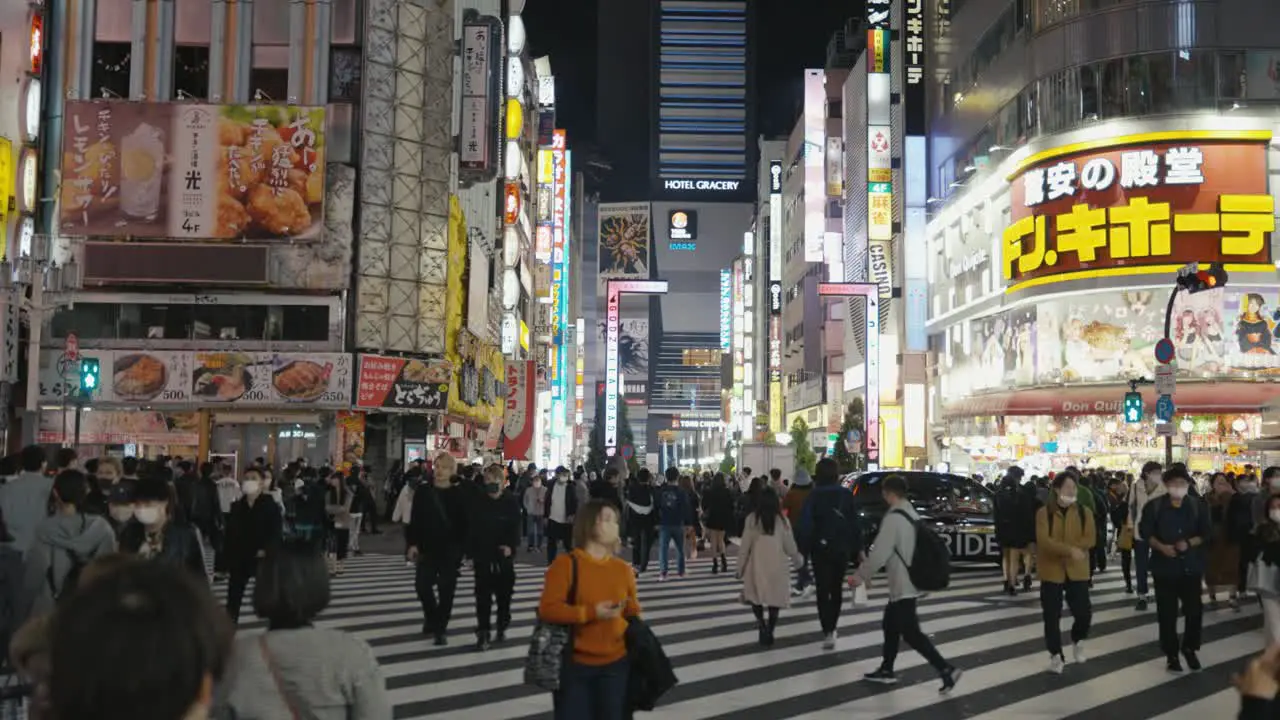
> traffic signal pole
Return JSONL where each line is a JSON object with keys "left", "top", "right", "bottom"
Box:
{"left": 1161, "top": 285, "right": 1180, "bottom": 467}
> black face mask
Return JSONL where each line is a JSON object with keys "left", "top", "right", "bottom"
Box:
{"left": 484, "top": 483, "right": 502, "bottom": 494}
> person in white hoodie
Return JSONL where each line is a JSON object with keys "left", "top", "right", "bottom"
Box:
{"left": 1129, "top": 461, "right": 1167, "bottom": 611}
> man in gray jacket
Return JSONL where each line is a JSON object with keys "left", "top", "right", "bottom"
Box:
{"left": 852, "top": 474, "right": 962, "bottom": 693}
{"left": 21, "top": 470, "right": 116, "bottom": 619}
{"left": 0, "top": 446, "right": 54, "bottom": 556}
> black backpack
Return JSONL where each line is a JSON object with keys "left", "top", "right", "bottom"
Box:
{"left": 807, "top": 488, "right": 856, "bottom": 557}
{"left": 891, "top": 509, "right": 951, "bottom": 591}
{"left": 47, "top": 516, "right": 89, "bottom": 603}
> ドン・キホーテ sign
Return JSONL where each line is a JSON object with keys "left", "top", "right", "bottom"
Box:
{"left": 1002, "top": 131, "right": 1274, "bottom": 290}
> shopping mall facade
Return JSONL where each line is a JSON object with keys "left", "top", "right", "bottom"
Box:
{"left": 926, "top": 0, "right": 1280, "bottom": 475}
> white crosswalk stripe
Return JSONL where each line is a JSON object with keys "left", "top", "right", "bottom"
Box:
{"left": 214, "top": 554, "right": 1261, "bottom": 719}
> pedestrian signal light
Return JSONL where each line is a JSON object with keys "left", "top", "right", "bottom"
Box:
{"left": 79, "top": 358, "right": 100, "bottom": 394}
{"left": 1176, "top": 263, "right": 1228, "bottom": 294}
{"left": 1123, "top": 391, "right": 1143, "bottom": 423}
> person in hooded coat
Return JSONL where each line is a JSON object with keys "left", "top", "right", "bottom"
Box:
{"left": 995, "top": 468, "right": 1031, "bottom": 595}
{"left": 21, "top": 470, "right": 117, "bottom": 620}
{"left": 782, "top": 469, "right": 814, "bottom": 595}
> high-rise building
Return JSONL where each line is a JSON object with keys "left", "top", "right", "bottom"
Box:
{"left": 924, "top": 0, "right": 1280, "bottom": 471}
{"left": 597, "top": 0, "right": 756, "bottom": 203}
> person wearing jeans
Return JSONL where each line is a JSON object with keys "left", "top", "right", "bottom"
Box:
{"left": 655, "top": 468, "right": 691, "bottom": 580}
{"left": 1035, "top": 473, "right": 1095, "bottom": 674}
{"left": 524, "top": 475, "right": 546, "bottom": 551}
{"left": 852, "top": 473, "right": 961, "bottom": 693}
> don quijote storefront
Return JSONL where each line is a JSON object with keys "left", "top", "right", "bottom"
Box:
{"left": 927, "top": 122, "right": 1280, "bottom": 475}
{"left": 37, "top": 348, "right": 353, "bottom": 472}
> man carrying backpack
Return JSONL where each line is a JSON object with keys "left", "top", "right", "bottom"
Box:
{"left": 851, "top": 474, "right": 962, "bottom": 693}
{"left": 1139, "top": 466, "right": 1210, "bottom": 673}
{"left": 20, "top": 470, "right": 116, "bottom": 619}
{"left": 797, "top": 458, "right": 863, "bottom": 650}
{"left": 656, "top": 467, "right": 691, "bottom": 580}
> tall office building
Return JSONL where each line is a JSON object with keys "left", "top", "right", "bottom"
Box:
{"left": 597, "top": 0, "right": 755, "bottom": 203}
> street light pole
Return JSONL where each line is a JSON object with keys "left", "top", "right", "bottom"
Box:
{"left": 1161, "top": 286, "right": 1181, "bottom": 467}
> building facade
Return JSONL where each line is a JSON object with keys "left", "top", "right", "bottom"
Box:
{"left": 925, "top": 0, "right": 1280, "bottom": 474}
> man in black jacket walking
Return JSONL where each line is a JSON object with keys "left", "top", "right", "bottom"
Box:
{"left": 468, "top": 464, "right": 521, "bottom": 651}
{"left": 406, "top": 453, "right": 470, "bottom": 645}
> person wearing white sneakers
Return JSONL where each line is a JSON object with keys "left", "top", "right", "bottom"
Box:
{"left": 1035, "top": 471, "right": 1096, "bottom": 674}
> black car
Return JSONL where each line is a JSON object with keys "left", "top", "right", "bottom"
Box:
{"left": 845, "top": 470, "right": 1000, "bottom": 562}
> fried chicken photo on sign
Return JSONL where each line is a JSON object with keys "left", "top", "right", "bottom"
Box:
{"left": 216, "top": 193, "right": 251, "bottom": 237}
{"left": 246, "top": 184, "right": 310, "bottom": 236}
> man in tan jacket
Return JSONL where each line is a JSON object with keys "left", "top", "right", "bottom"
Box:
{"left": 1036, "top": 472, "right": 1096, "bottom": 675}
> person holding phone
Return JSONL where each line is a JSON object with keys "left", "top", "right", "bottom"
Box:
{"left": 537, "top": 499, "right": 641, "bottom": 720}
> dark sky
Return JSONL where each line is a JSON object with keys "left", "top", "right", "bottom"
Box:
{"left": 522, "top": 0, "right": 858, "bottom": 145}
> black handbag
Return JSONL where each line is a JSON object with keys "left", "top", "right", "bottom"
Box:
{"left": 523, "top": 555, "right": 578, "bottom": 691}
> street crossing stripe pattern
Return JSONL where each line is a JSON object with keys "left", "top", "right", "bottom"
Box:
{"left": 215, "top": 554, "right": 1260, "bottom": 719}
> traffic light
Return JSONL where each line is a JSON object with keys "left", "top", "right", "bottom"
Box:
{"left": 1123, "top": 391, "right": 1143, "bottom": 423}
{"left": 1176, "top": 263, "right": 1228, "bottom": 294}
{"left": 79, "top": 358, "right": 100, "bottom": 395}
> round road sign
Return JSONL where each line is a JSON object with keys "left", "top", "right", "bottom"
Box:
{"left": 621, "top": 444, "right": 635, "bottom": 459}
{"left": 1154, "top": 338, "right": 1175, "bottom": 365}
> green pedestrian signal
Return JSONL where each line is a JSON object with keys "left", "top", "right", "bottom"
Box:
{"left": 1123, "top": 391, "right": 1143, "bottom": 423}
{"left": 79, "top": 358, "right": 100, "bottom": 394}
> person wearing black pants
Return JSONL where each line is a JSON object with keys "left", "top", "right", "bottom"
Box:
{"left": 797, "top": 459, "right": 865, "bottom": 651}
{"left": 626, "top": 469, "right": 656, "bottom": 573}
{"left": 223, "top": 470, "right": 283, "bottom": 623}
{"left": 1140, "top": 466, "right": 1210, "bottom": 672}
{"left": 1107, "top": 477, "right": 1134, "bottom": 593}
{"left": 543, "top": 467, "right": 578, "bottom": 565}
{"left": 406, "top": 453, "right": 470, "bottom": 646}
{"left": 468, "top": 465, "right": 521, "bottom": 650}
{"left": 853, "top": 473, "right": 961, "bottom": 692}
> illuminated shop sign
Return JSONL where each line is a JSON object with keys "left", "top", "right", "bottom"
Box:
{"left": 663, "top": 179, "right": 740, "bottom": 191}
{"left": 719, "top": 269, "right": 732, "bottom": 351}
{"left": 768, "top": 280, "right": 782, "bottom": 314}
{"left": 769, "top": 161, "right": 783, "bottom": 193}
{"left": 668, "top": 209, "right": 697, "bottom": 250}
{"left": 804, "top": 70, "right": 826, "bottom": 262}
{"left": 867, "top": 28, "right": 889, "bottom": 73}
{"left": 904, "top": 0, "right": 926, "bottom": 136}
{"left": 1004, "top": 131, "right": 1275, "bottom": 291}
{"left": 867, "top": 0, "right": 890, "bottom": 29}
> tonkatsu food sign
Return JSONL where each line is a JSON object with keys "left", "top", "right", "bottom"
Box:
{"left": 1003, "top": 131, "right": 1274, "bottom": 291}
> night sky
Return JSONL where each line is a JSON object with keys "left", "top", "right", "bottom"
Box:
{"left": 521, "top": 0, "right": 858, "bottom": 146}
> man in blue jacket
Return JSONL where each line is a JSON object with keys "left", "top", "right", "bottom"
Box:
{"left": 655, "top": 467, "right": 691, "bottom": 580}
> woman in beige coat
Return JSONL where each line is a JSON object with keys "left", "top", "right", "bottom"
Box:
{"left": 737, "top": 488, "right": 803, "bottom": 647}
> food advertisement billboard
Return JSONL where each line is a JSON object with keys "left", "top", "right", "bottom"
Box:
{"left": 1003, "top": 131, "right": 1273, "bottom": 291}
{"left": 38, "top": 350, "right": 351, "bottom": 407}
{"left": 59, "top": 101, "right": 326, "bottom": 240}
{"left": 354, "top": 354, "right": 451, "bottom": 411}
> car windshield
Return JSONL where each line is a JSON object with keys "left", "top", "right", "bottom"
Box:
{"left": 855, "top": 473, "right": 993, "bottom": 515}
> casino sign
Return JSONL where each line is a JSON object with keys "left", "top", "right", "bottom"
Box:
{"left": 1002, "top": 130, "right": 1276, "bottom": 292}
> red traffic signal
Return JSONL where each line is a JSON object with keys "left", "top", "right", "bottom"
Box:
{"left": 1177, "top": 264, "right": 1228, "bottom": 294}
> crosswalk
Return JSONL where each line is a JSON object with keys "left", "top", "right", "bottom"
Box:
{"left": 221, "top": 554, "right": 1262, "bottom": 719}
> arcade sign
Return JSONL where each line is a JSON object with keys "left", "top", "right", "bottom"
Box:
{"left": 1003, "top": 131, "right": 1275, "bottom": 292}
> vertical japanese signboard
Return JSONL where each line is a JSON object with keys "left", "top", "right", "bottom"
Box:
{"left": 904, "top": 0, "right": 927, "bottom": 137}
{"left": 459, "top": 18, "right": 500, "bottom": 176}
{"left": 504, "top": 360, "right": 535, "bottom": 460}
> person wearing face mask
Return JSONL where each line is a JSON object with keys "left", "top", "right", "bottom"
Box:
{"left": 1235, "top": 474, "right": 1262, "bottom": 604}
{"left": 524, "top": 470, "right": 547, "bottom": 552}
{"left": 405, "top": 452, "right": 470, "bottom": 645}
{"left": 1129, "top": 461, "right": 1167, "bottom": 611}
{"left": 466, "top": 465, "right": 520, "bottom": 651}
{"left": 223, "top": 470, "right": 284, "bottom": 623}
{"left": 1034, "top": 474, "right": 1096, "bottom": 674}
{"left": 1207, "top": 473, "right": 1243, "bottom": 610}
{"left": 1255, "top": 468, "right": 1280, "bottom": 536}
{"left": 1248, "top": 495, "right": 1280, "bottom": 642}
{"left": 119, "top": 477, "right": 207, "bottom": 581}
{"left": 106, "top": 485, "right": 137, "bottom": 536}
{"left": 1107, "top": 477, "right": 1135, "bottom": 594}
{"left": 1140, "top": 467, "right": 1211, "bottom": 672}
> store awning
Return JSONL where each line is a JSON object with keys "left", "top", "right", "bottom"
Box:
{"left": 942, "top": 382, "right": 1280, "bottom": 418}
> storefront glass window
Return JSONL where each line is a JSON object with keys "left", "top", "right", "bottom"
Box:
{"left": 1099, "top": 59, "right": 1126, "bottom": 118}
{"left": 1219, "top": 52, "right": 1246, "bottom": 99}
{"left": 1126, "top": 56, "right": 1152, "bottom": 116}
{"left": 1080, "top": 65, "right": 1099, "bottom": 119}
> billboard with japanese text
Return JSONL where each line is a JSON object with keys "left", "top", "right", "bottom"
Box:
{"left": 1004, "top": 131, "right": 1273, "bottom": 290}
{"left": 354, "top": 354, "right": 451, "bottom": 411}
{"left": 59, "top": 101, "right": 327, "bottom": 240}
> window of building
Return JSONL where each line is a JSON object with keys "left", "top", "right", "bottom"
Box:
{"left": 1218, "top": 52, "right": 1246, "bottom": 100}
{"left": 1080, "top": 64, "right": 1099, "bottom": 119}
{"left": 91, "top": 43, "right": 131, "bottom": 99}
{"left": 681, "top": 348, "right": 720, "bottom": 367}
{"left": 252, "top": 0, "right": 290, "bottom": 101}
{"left": 174, "top": 0, "right": 211, "bottom": 99}
{"left": 1099, "top": 58, "right": 1126, "bottom": 118}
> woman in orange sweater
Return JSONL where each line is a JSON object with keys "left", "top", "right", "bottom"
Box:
{"left": 538, "top": 499, "right": 641, "bottom": 720}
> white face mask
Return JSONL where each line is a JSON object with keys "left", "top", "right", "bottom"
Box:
{"left": 294, "top": 479, "right": 305, "bottom": 490}
{"left": 1270, "top": 509, "right": 1280, "bottom": 524}
{"left": 1169, "top": 486, "right": 1189, "bottom": 500}
{"left": 242, "top": 480, "right": 261, "bottom": 496}
{"left": 109, "top": 506, "right": 134, "bottom": 523}
{"left": 1058, "top": 494, "right": 1077, "bottom": 507}
{"left": 133, "top": 505, "right": 163, "bottom": 526}
{"left": 1241, "top": 483, "right": 1258, "bottom": 494}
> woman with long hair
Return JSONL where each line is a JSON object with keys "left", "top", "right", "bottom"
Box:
{"left": 679, "top": 475, "right": 701, "bottom": 562}
{"left": 1207, "top": 472, "right": 1242, "bottom": 609}
{"left": 737, "top": 488, "right": 802, "bottom": 647}
{"left": 701, "top": 473, "right": 735, "bottom": 575}
{"left": 537, "top": 500, "right": 641, "bottom": 719}
{"left": 1250, "top": 494, "right": 1280, "bottom": 642}
{"left": 325, "top": 471, "right": 354, "bottom": 576}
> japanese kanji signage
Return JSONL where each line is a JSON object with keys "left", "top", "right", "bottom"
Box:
{"left": 459, "top": 17, "right": 501, "bottom": 175}
{"left": 1004, "top": 131, "right": 1274, "bottom": 290}
{"left": 355, "top": 354, "right": 451, "bottom": 411}
{"left": 503, "top": 360, "right": 534, "bottom": 460}
{"left": 903, "top": 0, "right": 927, "bottom": 136}
{"left": 58, "top": 102, "right": 326, "bottom": 240}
